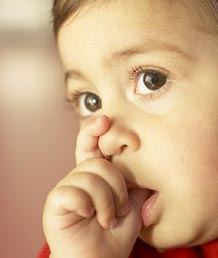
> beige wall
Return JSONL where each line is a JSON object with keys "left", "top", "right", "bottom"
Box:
{"left": 0, "top": 2, "right": 79, "bottom": 257}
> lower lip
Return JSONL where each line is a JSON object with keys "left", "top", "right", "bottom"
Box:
{"left": 141, "top": 191, "right": 159, "bottom": 228}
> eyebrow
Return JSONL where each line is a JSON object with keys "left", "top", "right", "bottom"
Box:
{"left": 109, "top": 40, "right": 193, "bottom": 62}
{"left": 65, "top": 39, "right": 193, "bottom": 82}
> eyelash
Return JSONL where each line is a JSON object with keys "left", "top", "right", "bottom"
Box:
{"left": 65, "top": 65, "right": 172, "bottom": 110}
{"left": 65, "top": 90, "right": 82, "bottom": 111}
{"left": 129, "top": 65, "right": 171, "bottom": 100}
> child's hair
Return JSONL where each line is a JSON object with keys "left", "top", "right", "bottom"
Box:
{"left": 52, "top": 0, "right": 218, "bottom": 37}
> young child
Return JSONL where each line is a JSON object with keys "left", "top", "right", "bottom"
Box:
{"left": 38, "top": 0, "right": 218, "bottom": 257}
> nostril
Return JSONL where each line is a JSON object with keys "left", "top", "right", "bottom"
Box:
{"left": 103, "top": 145, "right": 127, "bottom": 161}
{"left": 120, "top": 145, "right": 128, "bottom": 153}
{"left": 98, "top": 124, "right": 140, "bottom": 157}
{"left": 104, "top": 155, "right": 112, "bottom": 161}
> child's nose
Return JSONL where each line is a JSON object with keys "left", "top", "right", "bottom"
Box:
{"left": 98, "top": 120, "right": 140, "bottom": 157}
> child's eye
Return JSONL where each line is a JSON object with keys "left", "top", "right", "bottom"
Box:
{"left": 83, "top": 92, "right": 102, "bottom": 113}
{"left": 66, "top": 91, "right": 102, "bottom": 117}
{"left": 131, "top": 67, "right": 170, "bottom": 99}
{"left": 137, "top": 70, "right": 167, "bottom": 93}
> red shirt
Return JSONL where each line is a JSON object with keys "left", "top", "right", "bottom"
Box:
{"left": 38, "top": 238, "right": 218, "bottom": 258}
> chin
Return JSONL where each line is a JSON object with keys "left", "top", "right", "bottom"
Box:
{"left": 138, "top": 223, "right": 215, "bottom": 250}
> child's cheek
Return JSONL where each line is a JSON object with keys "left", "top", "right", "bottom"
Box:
{"left": 147, "top": 111, "right": 218, "bottom": 193}
{"left": 175, "top": 121, "right": 218, "bottom": 177}
{"left": 140, "top": 117, "right": 218, "bottom": 247}
{"left": 161, "top": 116, "right": 218, "bottom": 220}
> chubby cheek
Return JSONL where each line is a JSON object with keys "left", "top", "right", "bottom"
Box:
{"left": 167, "top": 122, "right": 218, "bottom": 209}
{"left": 139, "top": 119, "right": 218, "bottom": 247}
{"left": 163, "top": 119, "right": 218, "bottom": 234}
{"left": 171, "top": 121, "right": 218, "bottom": 182}
{"left": 147, "top": 116, "right": 218, "bottom": 185}
{"left": 159, "top": 114, "right": 218, "bottom": 208}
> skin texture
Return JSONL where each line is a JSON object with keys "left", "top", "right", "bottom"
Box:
{"left": 43, "top": 1, "right": 218, "bottom": 257}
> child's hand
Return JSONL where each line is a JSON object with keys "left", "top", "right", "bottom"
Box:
{"left": 75, "top": 115, "right": 111, "bottom": 164}
{"left": 43, "top": 116, "right": 149, "bottom": 258}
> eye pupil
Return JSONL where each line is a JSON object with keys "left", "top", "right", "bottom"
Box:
{"left": 143, "top": 71, "right": 166, "bottom": 90}
{"left": 85, "top": 93, "right": 102, "bottom": 112}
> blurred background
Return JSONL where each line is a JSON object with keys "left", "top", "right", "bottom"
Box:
{"left": 0, "top": 1, "right": 79, "bottom": 257}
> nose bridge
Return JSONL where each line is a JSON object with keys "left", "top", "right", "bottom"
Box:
{"left": 98, "top": 115, "right": 140, "bottom": 157}
{"left": 94, "top": 75, "right": 140, "bottom": 156}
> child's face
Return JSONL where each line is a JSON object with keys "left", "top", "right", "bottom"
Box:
{"left": 58, "top": 0, "right": 218, "bottom": 249}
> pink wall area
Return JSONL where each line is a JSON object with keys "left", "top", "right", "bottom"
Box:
{"left": 0, "top": 35, "right": 79, "bottom": 258}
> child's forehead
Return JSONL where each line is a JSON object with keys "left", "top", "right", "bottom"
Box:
{"left": 58, "top": 1, "right": 201, "bottom": 73}
{"left": 60, "top": 1, "right": 187, "bottom": 36}
{"left": 58, "top": 0, "right": 218, "bottom": 39}
{"left": 58, "top": 0, "right": 218, "bottom": 72}
{"left": 59, "top": 1, "right": 197, "bottom": 49}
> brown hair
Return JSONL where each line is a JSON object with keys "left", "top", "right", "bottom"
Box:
{"left": 52, "top": 0, "right": 218, "bottom": 36}
{"left": 52, "top": 0, "right": 110, "bottom": 36}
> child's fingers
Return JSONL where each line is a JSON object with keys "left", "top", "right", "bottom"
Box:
{"left": 75, "top": 115, "right": 111, "bottom": 164}
{"left": 43, "top": 185, "right": 94, "bottom": 231}
{"left": 75, "top": 158, "right": 129, "bottom": 217}
{"left": 58, "top": 172, "right": 116, "bottom": 229}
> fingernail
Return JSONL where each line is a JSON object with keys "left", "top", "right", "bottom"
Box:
{"left": 96, "top": 115, "right": 105, "bottom": 125}
{"left": 96, "top": 115, "right": 110, "bottom": 127}
{"left": 96, "top": 116, "right": 102, "bottom": 125}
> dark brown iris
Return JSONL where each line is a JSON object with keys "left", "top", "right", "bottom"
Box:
{"left": 85, "top": 93, "right": 102, "bottom": 112}
{"left": 143, "top": 71, "right": 167, "bottom": 90}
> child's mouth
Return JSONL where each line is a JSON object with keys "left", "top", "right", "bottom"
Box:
{"left": 126, "top": 180, "right": 160, "bottom": 228}
{"left": 141, "top": 190, "right": 160, "bottom": 228}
